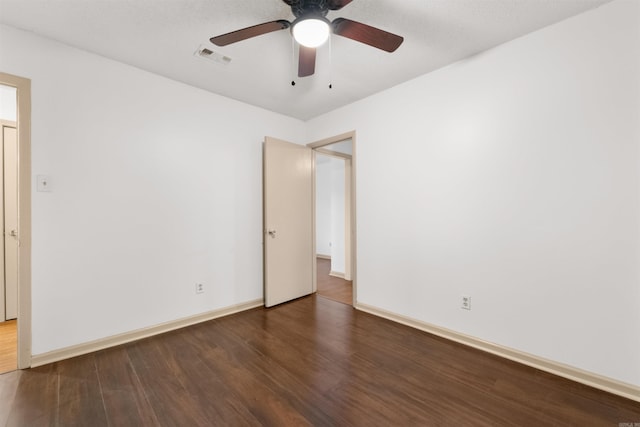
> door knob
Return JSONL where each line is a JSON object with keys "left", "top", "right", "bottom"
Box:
{"left": 267, "top": 229, "right": 277, "bottom": 238}
{"left": 8, "top": 229, "right": 17, "bottom": 237}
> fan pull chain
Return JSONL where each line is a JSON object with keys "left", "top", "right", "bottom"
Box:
{"left": 328, "top": 35, "right": 333, "bottom": 89}
{"left": 291, "top": 37, "right": 296, "bottom": 86}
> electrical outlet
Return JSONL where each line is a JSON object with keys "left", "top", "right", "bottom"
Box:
{"left": 37, "top": 175, "right": 52, "bottom": 192}
{"left": 195, "top": 283, "right": 204, "bottom": 294}
{"left": 461, "top": 295, "right": 471, "bottom": 310}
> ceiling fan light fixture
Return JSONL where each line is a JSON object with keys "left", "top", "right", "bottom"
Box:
{"left": 292, "top": 17, "right": 330, "bottom": 48}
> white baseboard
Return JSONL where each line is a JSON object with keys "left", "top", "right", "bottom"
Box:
{"left": 329, "top": 271, "right": 345, "bottom": 279}
{"left": 355, "top": 302, "right": 640, "bottom": 403}
{"left": 30, "top": 299, "right": 264, "bottom": 368}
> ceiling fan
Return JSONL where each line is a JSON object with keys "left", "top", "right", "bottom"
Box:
{"left": 210, "top": 0, "right": 404, "bottom": 78}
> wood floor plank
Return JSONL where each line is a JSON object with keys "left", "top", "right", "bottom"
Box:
{"left": 193, "top": 315, "right": 342, "bottom": 425}
{"left": 257, "top": 297, "right": 357, "bottom": 363}
{"left": 216, "top": 313, "right": 346, "bottom": 395}
{"left": 0, "top": 370, "right": 21, "bottom": 426}
{"left": 0, "top": 295, "right": 638, "bottom": 425}
{"left": 126, "top": 337, "right": 213, "bottom": 426}
{"left": 56, "top": 354, "right": 108, "bottom": 426}
{"left": 187, "top": 320, "right": 321, "bottom": 425}
{"left": 5, "top": 364, "right": 58, "bottom": 427}
{"left": 152, "top": 327, "right": 263, "bottom": 425}
{"left": 95, "top": 346, "right": 160, "bottom": 426}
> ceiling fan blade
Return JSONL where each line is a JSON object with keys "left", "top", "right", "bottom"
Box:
{"left": 328, "top": 0, "right": 353, "bottom": 10}
{"left": 298, "top": 46, "right": 316, "bottom": 77}
{"left": 332, "top": 18, "right": 403, "bottom": 52}
{"left": 210, "top": 20, "right": 290, "bottom": 46}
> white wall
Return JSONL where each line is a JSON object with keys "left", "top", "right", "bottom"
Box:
{"left": 306, "top": 0, "right": 640, "bottom": 387}
{"left": 0, "top": 85, "right": 16, "bottom": 121}
{"left": 315, "top": 155, "right": 332, "bottom": 256}
{"left": 0, "top": 24, "right": 305, "bottom": 354}
{"left": 329, "top": 157, "right": 345, "bottom": 274}
{"left": 315, "top": 154, "right": 347, "bottom": 275}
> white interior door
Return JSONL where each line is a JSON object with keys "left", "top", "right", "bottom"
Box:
{"left": 3, "top": 123, "right": 18, "bottom": 320}
{"left": 264, "top": 137, "right": 313, "bottom": 307}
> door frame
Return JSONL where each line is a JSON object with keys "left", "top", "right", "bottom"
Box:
{"left": 0, "top": 72, "right": 32, "bottom": 369}
{"left": 307, "top": 131, "right": 357, "bottom": 306}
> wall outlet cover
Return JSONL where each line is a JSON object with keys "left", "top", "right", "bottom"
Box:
{"left": 37, "top": 175, "right": 52, "bottom": 192}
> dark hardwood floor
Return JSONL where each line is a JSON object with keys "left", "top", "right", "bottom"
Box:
{"left": 316, "top": 257, "right": 352, "bottom": 305}
{"left": 1, "top": 296, "right": 638, "bottom": 426}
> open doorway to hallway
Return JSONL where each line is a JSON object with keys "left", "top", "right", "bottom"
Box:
{"left": 313, "top": 137, "right": 353, "bottom": 305}
{"left": 0, "top": 84, "right": 18, "bottom": 374}
{"left": 0, "top": 72, "right": 32, "bottom": 373}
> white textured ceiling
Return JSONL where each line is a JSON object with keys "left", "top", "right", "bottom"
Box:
{"left": 0, "top": 0, "right": 612, "bottom": 120}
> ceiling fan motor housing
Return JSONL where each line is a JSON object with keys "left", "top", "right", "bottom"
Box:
{"left": 285, "top": 0, "right": 331, "bottom": 18}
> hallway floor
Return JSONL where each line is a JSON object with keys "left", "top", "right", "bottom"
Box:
{"left": 316, "top": 257, "right": 352, "bottom": 305}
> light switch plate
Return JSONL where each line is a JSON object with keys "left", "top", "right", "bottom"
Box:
{"left": 37, "top": 175, "right": 52, "bottom": 192}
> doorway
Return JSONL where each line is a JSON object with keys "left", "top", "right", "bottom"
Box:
{"left": 309, "top": 132, "right": 356, "bottom": 306}
{"left": 0, "top": 72, "right": 32, "bottom": 371}
{"left": 0, "top": 86, "right": 18, "bottom": 373}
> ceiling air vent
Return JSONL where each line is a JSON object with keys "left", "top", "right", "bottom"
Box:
{"left": 194, "top": 45, "right": 231, "bottom": 65}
